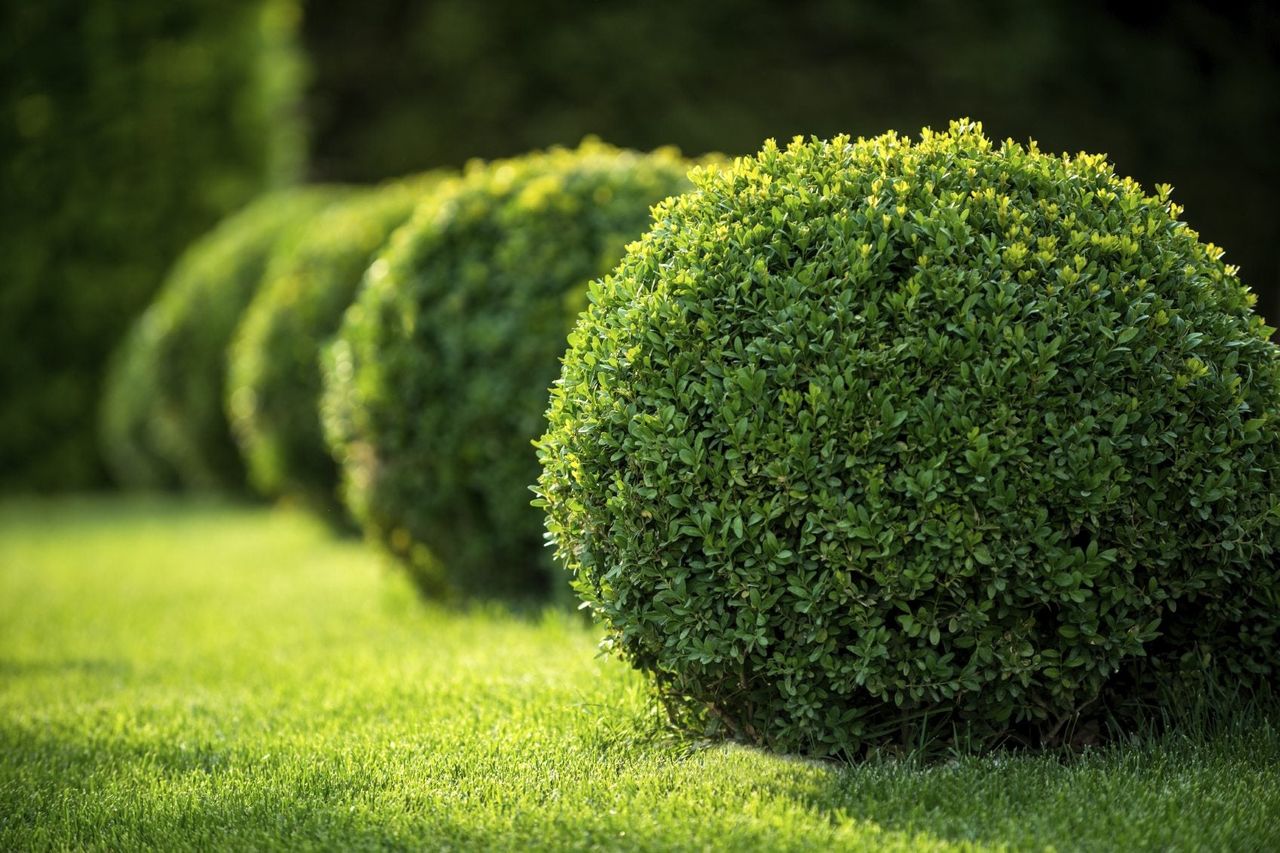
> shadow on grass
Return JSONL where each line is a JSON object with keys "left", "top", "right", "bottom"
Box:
{"left": 566, "top": 686, "right": 1280, "bottom": 851}
{"left": 0, "top": 725, "right": 421, "bottom": 849}
{"left": 3, "top": 706, "right": 1278, "bottom": 851}
{"left": 0, "top": 657, "right": 131, "bottom": 679}
{"left": 0, "top": 724, "right": 940, "bottom": 851}
{"left": 747, "top": 706, "right": 1280, "bottom": 851}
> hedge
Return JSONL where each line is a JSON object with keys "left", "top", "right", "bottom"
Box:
{"left": 1, "top": 0, "right": 306, "bottom": 489}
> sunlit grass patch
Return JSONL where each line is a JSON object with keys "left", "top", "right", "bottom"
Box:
{"left": 1, "top": 498, "right": 1277, "bottom": 850}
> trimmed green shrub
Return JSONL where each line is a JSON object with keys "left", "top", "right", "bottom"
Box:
{"left": 1, "top": 0, "right": 306, "bottom": 489}
{"left": 102, "top": 188, "right": 343, "bottom": 491}
{"left": 322, "top": 140, "right": 700, "bottom": 597}
{"left": 536, "top": 120, "right": 1280, "bottom": 757}
{"left": 227, "top": 172, "right": 447, "bottom": 514}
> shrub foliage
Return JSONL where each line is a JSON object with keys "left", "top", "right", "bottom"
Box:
{"left": 100, "top": 315, "right": 182, "bottom": 491}
{"left": 323, "top": 140, "right": 698, "bottom": 596}
{"left": 536, "top": 121, "right": 1280, "bottom": 756}
{"left": 227, "top": 173, "right": 446, "bottom": 514}
{"left": 102, "top": 188, "right": 342, "bottom": 491}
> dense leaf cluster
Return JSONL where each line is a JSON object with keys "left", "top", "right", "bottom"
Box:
{"left": 227, "top": 173, "right": 446, "bottom": 514}
{"left": 537, "top": 121, "right": 1280, "bottom": 756}
{"left": 322, "top": 140, "right": 698, "bottom": 596}
{"left": 102, "top": 188, "right": 342, "bottom": 491}
{"left": 2, "top": 0, "right": 305, "bottom": 488}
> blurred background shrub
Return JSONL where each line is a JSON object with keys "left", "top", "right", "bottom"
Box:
{"left": 321, "top": 141, "right": 698, "bottom": 598}
{"left": 1, "top": 0, "right": 306, "bottom": 490}
{"left": 101, "top": 188, "right": 342, "bottom": 492}
{"left": 227, "top": 172, "right": 448, "bottom": 517}
{"left": 99, "top": 314, "right": 181, "bottom": 492}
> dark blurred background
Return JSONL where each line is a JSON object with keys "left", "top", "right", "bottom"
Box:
{"left": 4, "top": 0, "right": 1278, "bottom": 490}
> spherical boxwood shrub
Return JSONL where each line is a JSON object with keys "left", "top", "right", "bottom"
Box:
{"left": 322, "top": 140, "right": 700, "bottom": 597}
{"left": 102, "top": 187, "right": 343, "bottom": 491}
{"left": 536, "top": 120, "right": 1280, "bottom": 757}
{"left": 227, "top": 173, "right": 447, "bottom": 515}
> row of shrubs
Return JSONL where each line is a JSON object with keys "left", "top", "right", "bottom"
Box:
{"left": 103, "top": 139, "right": 700, "bottom": 598}
{"left": 103, "top": 121, "right": 1280, "bottom": 758}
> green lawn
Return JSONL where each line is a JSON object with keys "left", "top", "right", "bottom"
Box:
{"left": 1, "top": 498, "right": 1278, "bottom": 851}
